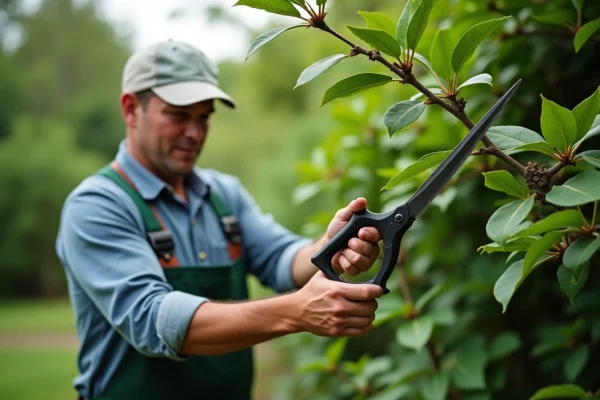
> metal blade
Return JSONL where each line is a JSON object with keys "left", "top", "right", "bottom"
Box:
{"left": 407, "top": 79, "right": 521, "bottom": 217}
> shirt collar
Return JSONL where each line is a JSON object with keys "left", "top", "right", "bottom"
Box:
{"left": 114, "top": 140, "right": 209, "bottom": 201}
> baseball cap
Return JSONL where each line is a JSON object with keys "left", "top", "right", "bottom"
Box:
{"left": 122, "top": 40, "right": 236, "bottom": 108}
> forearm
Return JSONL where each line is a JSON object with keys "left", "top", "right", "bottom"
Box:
{"left": 291, "top": 235, "right": 328, "bottom": 287}
{"left": 179, "top": 293, "right": 300, "bottom": 356}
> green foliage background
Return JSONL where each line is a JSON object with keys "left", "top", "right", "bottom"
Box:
{"left": 0, "top": 0, "right": 599, "bottom": 399}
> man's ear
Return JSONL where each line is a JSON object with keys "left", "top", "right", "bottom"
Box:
{"left": 121, "top": 93, "right": 141, "bottom": 129}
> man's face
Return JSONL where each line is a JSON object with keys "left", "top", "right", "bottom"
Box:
{"left": 131, "top": 95, "right": 214, "bottom": 180}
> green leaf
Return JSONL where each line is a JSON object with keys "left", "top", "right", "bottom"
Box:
{"left": 531, "top": 12, "right": 574, "bottom": 28}
{"left": 529, "top": 385, "right": 587, "bottom": 399}
{"left": 450, "top": 348, "right": 487, "bottom": 390}
{"left": 487, "top": 126, "right": 545, "bottom": 149}
{"left": 428, "top": 307, "right": 457, "bottom": 326}
{"left": 486, "top": 198, "right": 535, "bottom": 246}
{"left": 382, "top": 151, "right": 451, "bottom": 190}
{"left": 457, "top": 73, "right": 493, "bottom": 91}
{"left": 508, "top": 142, "right": 557, "bottom": 157}
{"left": 512, "top": 210, "right": 583, "bottom": 238}
{"left": 413, "top": 52, "right": 438, "bottom": 79}
{"left": 565, "top": 345, "right": 589, "bottom": 381}
{"left": 558, "top": 263, "right": 590, "bottom": 305}
{"left": 479, "top": 237, "right": 538, "bottom": 254}
{"left": 415, "top": 282, "right": 450, "bottom": 311}
{"left": 451, "top": 17, "right": 510, "bottom": 74}
{"left": 234, "top": 0, "right": 301, "bottom": 18}
{"left": 541, "top": 95, "right": 578, "bottom": 151}
{"left": 321, "top": 73, "right": 392, "bottom": 106}
{"left": 546, "top": 170, "right": 600, "bottom": 206}
{"left": 575, "top": 114, "right": 600, "bottom": 147}
{"left": 245, "top": 25, "right": 303, "bottom": 61}
{"left": 571, "top": 0, "right": 584, "bottom": 11}
{"left": 430, "top": 29, "right": 454, "bottom": 85}
{"left": 483, "top": 170, "right": 529, "bottom": 199}
{"left": 297, "top": 359, "right": 330, "bottom": 373}
{"left": 523, "top": 231, "right": 562, "bottom": 278}
{"left": 396, "top": 316, "right": 434, "bottom": 351}
{"left": 347, "top": 26, "right": 401, "bottom": 58}
{"left": 316, "top": 0, "right": 327, "bottom": 5}
{"left": 410, "top": 88, "right": 443, "bottom": 101}
{"left": 494, "top": 258, "right": 548, "bottom": 313}
{"left": 579, "top": 150, "right": 600, "bottom": 168}
{"left": 384, "top": 100, "right": 426, "bottom": 137}
{"left": 488, "top": 331, "right": 522, "bottom": 362}
{"left": 358, "top": 11, "right": 396, "bottom": 37}
{"left": 574, "top": 18, "right": 600, "bottom": 53}
{"left": 421, "top": 373, "right": 449, "bottom": 400}
{"left": 396, "top": 0, "right": 413, "bottom": 47}
{"left": 295, "top": 54, "right": 346, "bottom": 89}
{"left": 325, "top": 338, "right": 348, "bottom": 364}
{"left": 572, "top": 88, "right": 600, "bottom": 141}
{"left": 406, "top": 0, "right": 436, "bottom": 50}
{"left": 563, "top": 237, "right": 600, "bottom": 279}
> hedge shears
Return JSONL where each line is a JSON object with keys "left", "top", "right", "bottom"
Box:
{"left": 312, "top": 79, "right": 521, "bottom": 294}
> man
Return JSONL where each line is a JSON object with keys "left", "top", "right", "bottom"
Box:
{"left": 56, "top": 40, "right": 383, "bottom": 400}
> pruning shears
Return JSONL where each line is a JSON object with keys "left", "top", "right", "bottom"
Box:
{"left": 311, "top": 79, "right": 522, "bottom": 294}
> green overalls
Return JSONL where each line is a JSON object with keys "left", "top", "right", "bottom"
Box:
{"left": 92, "top": 162, "right": 253, "bottom": 400}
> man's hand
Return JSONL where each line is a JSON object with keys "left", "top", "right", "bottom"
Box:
{"left": 291, "top": 272, "right": 382, "bottom": 337}
{"left": 326, "top": 197, "right": 382, "bottom": 276}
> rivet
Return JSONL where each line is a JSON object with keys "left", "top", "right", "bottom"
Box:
{"left": 395, "top": 214, "right": 404, "bottom": 223}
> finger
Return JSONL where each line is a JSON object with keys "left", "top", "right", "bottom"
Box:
{"left": 338, "top": 254, "right": 361, "bottom": 276}
{"left": 331, "top": 251, "right": 344, "bottom": 275}
{"left": 341, "top": 248, "right": 371, "bottom": 272}
{"left": 358, "top": 227, "right": 382, "bottom": 243}
{"left": 342, "top": 324, "right": 374, "bottom": 337}
{"left": 342, "top": 315, "right": 374, "bottom": 330}
{"left": 348, "top": 238, "right": 379, "bottom": 262}
{"left": 334, "top": 198, "right": 367, "bottom": 224}
{"left": 347, "top": 299, "right": 378, "bottom": 317}
{"left": 337, "top": 282, "right": 383, "bottom": 300}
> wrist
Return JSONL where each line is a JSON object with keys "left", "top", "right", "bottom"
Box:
{"left": 279, "top": 291, "right": 304, "bottom": 335}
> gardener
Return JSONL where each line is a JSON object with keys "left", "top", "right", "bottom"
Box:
{"left": 56, "top": 40, "right": 383, "bottom": 400}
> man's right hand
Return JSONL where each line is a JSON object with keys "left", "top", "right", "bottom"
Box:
{"left": 290, "top": 272, "right": 382, "bottom": 337}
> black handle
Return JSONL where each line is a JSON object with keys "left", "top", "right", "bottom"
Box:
{"left": 311, "top": 204, "right": 415, "bottom": 294}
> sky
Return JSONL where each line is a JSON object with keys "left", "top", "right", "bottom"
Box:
{"left": 98, "top": 0, "right": 282, "bottom": 62}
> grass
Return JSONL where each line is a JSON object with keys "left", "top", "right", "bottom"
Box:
{"left": 0, "top": 348, "right": 79, "bottom": 400}
{"left": 0, "top": 299, "right": 74, "bottom": 333}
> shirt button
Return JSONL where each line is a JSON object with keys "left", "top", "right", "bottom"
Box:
{"left": 197, "top": 251, "right": 207, "bottom": 261}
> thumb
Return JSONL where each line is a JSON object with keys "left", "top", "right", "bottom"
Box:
{"left": 336, "top": 197, "right": 367, "bottom": 222}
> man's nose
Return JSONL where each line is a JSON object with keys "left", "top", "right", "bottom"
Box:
{"left": 184, "top": 122, "right": 205, "bottom": 139}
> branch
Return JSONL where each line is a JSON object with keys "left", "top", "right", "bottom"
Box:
{"left": 315, "top": 21, "right": 528, "bottom": 178}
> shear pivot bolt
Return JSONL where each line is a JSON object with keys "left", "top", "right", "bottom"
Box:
{"left": 395, "top": 214, "right": 404, "bottom": 223}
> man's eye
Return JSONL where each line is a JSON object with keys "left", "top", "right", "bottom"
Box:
{"left": 171, "top": 113, "right": 187, "bottom": 120}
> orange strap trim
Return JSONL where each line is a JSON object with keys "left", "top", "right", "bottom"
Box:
{"left": 111, "top": 161, "right": 180, "bottom": 268}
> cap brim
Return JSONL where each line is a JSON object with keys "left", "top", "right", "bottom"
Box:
{"left": 152, "top": 81, "right": 236, "bottom": 108}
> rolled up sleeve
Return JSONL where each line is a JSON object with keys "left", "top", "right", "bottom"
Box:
{"left": 60, "top": 188, "right": 207, "bottom": 360}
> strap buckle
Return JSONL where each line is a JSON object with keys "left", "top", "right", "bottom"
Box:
{"left": 221, "top": 215, "right": 242, "bottom": 244}
{"left": 147, "top": 230, "right": 175, "bottom": 260}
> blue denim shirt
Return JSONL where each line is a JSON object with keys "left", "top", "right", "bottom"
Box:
{"left": 55, "top": 140, "right": 311, "bottom": 398}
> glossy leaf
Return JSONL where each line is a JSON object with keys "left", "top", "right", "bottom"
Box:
{"left": 406, "top": 0, "right": 436, "bottom": 50}
{"left": 421, "top": 373, "right": 449, "bottom": 400}
{"left": 316, "top": 0, "right": 326, "bottom": 5}
{"left": 246, "top": 25, "right": 303, "bottom": 61}
{"left": 234, "top": 0, "right": 301, "bottom": 17}
{"left": 546, "top": 170, "right": 600, "bottom": 206}
{"left": 321, "top": 73, "right": 392, "bottom": 106}
{"left": 396, "top": 0, "right": 413, "bottom": 47}
{"left": 430, "top": 29, "right": 454, "bottom": 85}
{"left": 486, "top": 198, "right": 535, "bottom": 246}
{"left": 572, "top": 88, "right": 600, "bottom": 141}
{"left": 579, "top": 150, "right": 600, "bottom": 168}
{"left": 383, "top": 151, "right": 451, "bottom": 190}
{"left": 396, "top": 316, "right": 434, "bottom": 351}
{"left": 452, "top": 17, "right": 510, "bottom": 74}
{"left": 494, "top": 257, "right": 550, "bottom": 313}
{"left": 488, "top": 331, "right": 522, "bottom": 362}
{"left": 507, "top": 142, "right": 557, "bottom": 156}
{"left": 347, "top": 26, "right": 401, "bottom": 58}
{"left": 487, "top": 126, "right": 545, "bottom": 149}
{"left": 575, "top": 114, "right": 600, "bottom": 147}
{"left": 558, "top": 263, "right": 590, "bottom": 305}
{"left": 564, "top": 345, "right": 590, "bottom": 381}
{"left": 574, "top": 18, "right": 600, "bottom": 53}
{"left": 483, "top": 170, "right": 528, "bottom": 199}
{"left": 571, "top": 0, "right": 584, "bottom": 11}
{"left": 479, "top": 237, "right": 537, "bottom": 254}
{"left": 523, "top": 231, "right": 562, "bottom": 278}
{"left": 451, "top": 347, "right": 487, "bottom": 390}
{"left": 413, "top": 52, "right": 438, "bottom": 79}
{"left": 529, "top": 385, "right": 586, "bottom": 399}
{"left": 541, "top": 95, "right": 578, "bottom": 151}
{"left": 295, "top": 54, "right": 346, "bottom": 89}
{"left": 410, "top": 88, "right": 443, "bottom": 101}
{"left": 563, "top": 237, "right": 600, "bottom": 279}
{"left": 531, "top": 12, "right": 573, "bottom": 28}
{"left": 359, "top": 11, "right": 396, "bottom": 37}
{"left": 512, "top": 210, "right": 583, "bottom": 238}
{"left": 384, "top": 100, "right": 426, "bottom": 137}
{"left": 325, "top": 338, "right": 348, "bottom": 364}
{"left": 457, "top": 73, "right": 493, "bottom": 91}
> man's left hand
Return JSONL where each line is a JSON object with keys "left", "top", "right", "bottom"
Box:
{"left": 326, "top": 198, "right": 381, "bottom": 276}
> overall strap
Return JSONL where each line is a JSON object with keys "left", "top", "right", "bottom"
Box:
{"left": 97, "top": 161, "right": 179, "bottom": 268}
{"left": 207, "top": 190, "right": 243, "bottom": 261}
